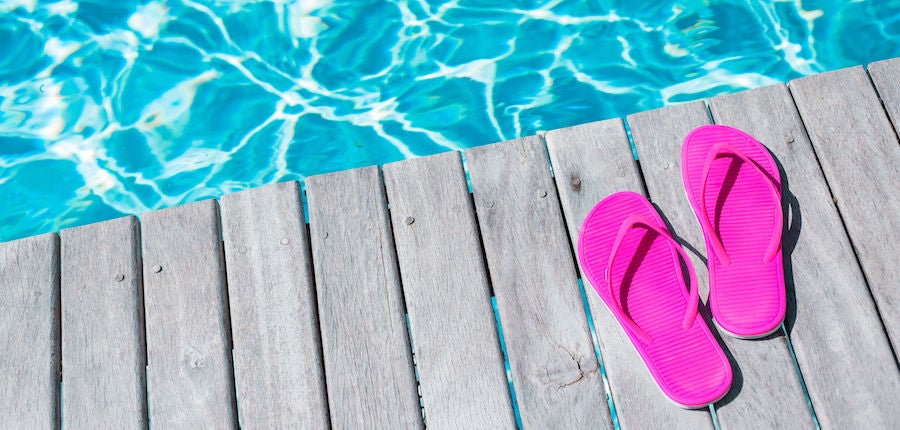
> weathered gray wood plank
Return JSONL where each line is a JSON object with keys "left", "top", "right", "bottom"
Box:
{"left": 545, "top": 119, "right": 713, "bottom": 429}
{"left": 220, "top": 182, "right": 329, "bottom": 429}
{"left": 141, "top": 200, "right": 237, "bottom": 429}
{"left": 867, "top": 58, "right": 900, "bottom": 136}
{"left": 0, "top": 233, "right": 60, "bottom": 429}
{"left": 305, "top": 166, "right": 422, "bottom": 430}
{"left": 628, "top": 101, "right": 813, "bottom": 430}
{"left": 710, "top": 85, "right": 868, "bottom": 429}
{"left": 464, "top": 136, "right": 610, "bottom": 429}
{"left": 787, "top": 68, "right": 900, "bottom": 428}
{"left": 791, "top": 66, "right": 900, "bottom": 354}
{"left": 383, "top": 151, "right": 516, "bottom": 430}
{"left": 60, "top": 217, "right": 146, "bottom": 429}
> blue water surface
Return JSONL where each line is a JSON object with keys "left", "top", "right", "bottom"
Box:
{"left": 1, "top": 0, "right": 900, "bottom": 240}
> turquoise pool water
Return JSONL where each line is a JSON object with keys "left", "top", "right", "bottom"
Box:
{"left": 2, "top": 0, "right": 900, "bottom": 241}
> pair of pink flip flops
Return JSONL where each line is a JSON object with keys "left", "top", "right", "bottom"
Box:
{"left": 577, "top": 125, "right": 785, "bottom": 408}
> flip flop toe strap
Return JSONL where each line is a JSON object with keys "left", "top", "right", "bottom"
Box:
{"left": 604, "top": 215, "right": 700, "bottom": 345}
{"left": 699, "top": 142, "right": 783, "bottom": 266}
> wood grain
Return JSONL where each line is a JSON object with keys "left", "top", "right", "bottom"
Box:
{"left": 867, "top": 57, "right": 900, "bottom": 136}
{"left": 708, "top": 85, "right": 849, "bottom": 429}
{"left": 141, "top": 200, "right": 237, "bottom": 429}
{"left": 220, "top": 181, "right": 329, "bottom": 429}
{"left": 306, "top": 166, "right": 422, "bottom": 430}
{"left": 627, "top": 102, "right": 713, "bottom": 299}
{"left": 791, "top": 66, "right": 900, "bottom": 353}
{"left": 0, "top": 233, "right": 60, "bottom": 429}
{"left": 787, "top": 67, "right": 900, "bottom": 428}
{"left": 628, "top": 100, "right": 813, "bottom": 430}
{"left": 60, "top": 217, "right": 147, "bottom": 429}
{"left": 545, "top": 118, "right": 713, "bottom": 429}
{"left": 383, "top": 151, "right": 516, "bottom": 430}
{"left": 464, "top": 136, "right": 610, "bottom": 429}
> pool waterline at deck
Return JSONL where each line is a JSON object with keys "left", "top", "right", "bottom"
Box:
{"left": 2, "top": 59, "right": 900, "bottom": 428}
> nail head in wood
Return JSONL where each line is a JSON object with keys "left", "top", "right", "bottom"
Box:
{"left": 152, "top": 265, "right": 162, "bottom": 273}
{"left": 570, "top": 176, "right": 582, "bottom": 191}
{"left": 404, "top": 216, "right": 415, "bottom": 225}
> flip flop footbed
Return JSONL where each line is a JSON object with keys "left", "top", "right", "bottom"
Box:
{"left": 579, "top": 191, "right": 731, "bottom": 408}
{"left": 682, "top": 125, "right": 786, "bottom": 338}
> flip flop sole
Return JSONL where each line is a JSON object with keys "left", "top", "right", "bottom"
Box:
{"left": 578, "top": 191, "right": 732, "bottom": 408}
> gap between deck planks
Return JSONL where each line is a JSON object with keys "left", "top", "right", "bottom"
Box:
{"left": 626, "top": 100, "right": 812, "bottom": 430}
{"left": 545, "top": 119, "right": 716, "bottom": 429}
{"left": 464, "top": 136, "right": 610, "bottom": 429}
{"left": 306, "top": 167, "right": 423, "bottom": 430}
{"left": 220, "top": 182, "right": 330, "bottom": 429}
{"left": 716, "top": 78, "right": 900, "bottom": 429}
{"left": 791, "top": 65, "right": 900, "bottom": 354}
{"left": 2, "top": 60, "right": 900, "bottom": 429}
{"left": 383, "top": 152, "right": 518, "bottom": 430}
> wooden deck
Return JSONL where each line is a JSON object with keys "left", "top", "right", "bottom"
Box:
{"left": 2, "top": 59, "right": 899, "bottom": 429}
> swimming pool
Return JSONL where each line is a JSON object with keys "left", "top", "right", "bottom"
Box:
{"left": 2, "top": 0, "right": 899, "bottom": 241}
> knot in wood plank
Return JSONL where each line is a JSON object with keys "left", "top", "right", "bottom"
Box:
{"left": 186, "top": 349, "right": 207, "bottom": 369}
{"left": 569, "top": 175, "right": 582, "bottom": 192}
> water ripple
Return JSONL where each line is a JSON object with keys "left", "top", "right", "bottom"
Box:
{"left": 1, "top": 0, "right": 900, "bottom": 240}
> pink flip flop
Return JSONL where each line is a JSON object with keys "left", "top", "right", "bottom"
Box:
{"left": 578, "top": 191, "right": 732, "bottom": 408}
{"left": 681, "top": 125, "right": 786, "bottom": 339}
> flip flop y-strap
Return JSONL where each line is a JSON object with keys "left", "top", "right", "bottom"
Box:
{"left": 699, "top": 142, "right": 783, "bottom": 266}
{"left": 604, "top": 214, "right": 700, "bottom": 345}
